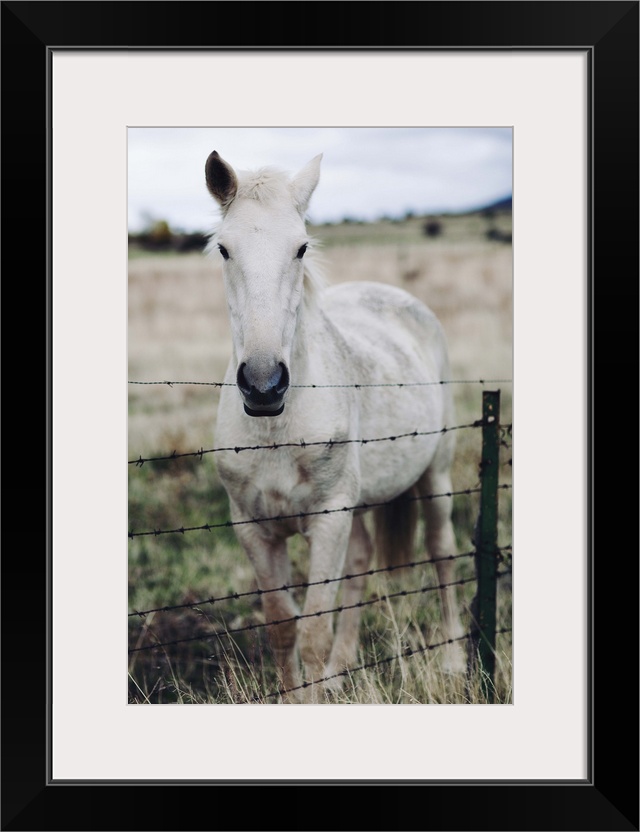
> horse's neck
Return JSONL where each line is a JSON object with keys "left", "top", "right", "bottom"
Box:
{"left": 289, "top": 297, "right": 332, "bottom": 385}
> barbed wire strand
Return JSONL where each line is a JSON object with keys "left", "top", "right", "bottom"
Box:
{"left": 129, "top": 543, "right": 512, "bottom": 618}
{"left": 128, "top": 484, "right": 511, "bottom": 540}
{"left": 129, "top": 575, "right": 477, "bottom": 654}
{"left": 129, "top": 378, "right": 513, "bottom": 389}
{"left": 258, "top": 627, "right": 513, "bottom": 702}
{"left": 128, "top": 547, "right": 500, "bottom": 617}
{"left": 129, "top": 422, "right": 482, "bottom": 466}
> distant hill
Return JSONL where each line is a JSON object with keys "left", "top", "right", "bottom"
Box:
{"left": 480, "top": 195, "right": 512, "bottom": 213}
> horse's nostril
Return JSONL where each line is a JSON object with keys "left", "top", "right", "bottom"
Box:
{"left": 275, "top": 363, "right": 290, "bottom": 395}
{"left": 236, "top": 363, "right": 251, "bottom": 395}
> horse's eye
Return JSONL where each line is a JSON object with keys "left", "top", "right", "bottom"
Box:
{"left": 218, "top": 244, "right": 229, "bottom": 260}
{"left": 296, "top": 244, "right": 308, "bottom": 259}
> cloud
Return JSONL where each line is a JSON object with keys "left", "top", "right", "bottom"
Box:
{"left": 128, "top": 127, "right": 512, "bottom": 232}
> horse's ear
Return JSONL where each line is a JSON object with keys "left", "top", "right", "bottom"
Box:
{"left": 291, "top": 154, "right": 322, "bottom": 214}
{"left": 205, "top": 151, "right": 238, "bottom": 209}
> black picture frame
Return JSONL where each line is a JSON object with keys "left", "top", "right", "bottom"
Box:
{"left": 2, "top": 2, "right": 638, "bottom": 830}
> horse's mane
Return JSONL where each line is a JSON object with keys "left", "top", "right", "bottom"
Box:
{"left": 236, "top": 166, "right": 291, "bottom": 203}
{"left": 205, "top": 165, "right": 327, "bottom": 306}
{"left": 300, "top": 245, "right": 327, "bottom": 307}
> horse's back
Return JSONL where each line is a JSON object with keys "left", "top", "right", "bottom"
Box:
{"left": 321, "top": 281, "right": 450, "bottom": 383}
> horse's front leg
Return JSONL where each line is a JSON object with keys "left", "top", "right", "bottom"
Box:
{"left": 298, "top": 509, "right": 353, "bottom": 700}
{"left": 325, "top": 513, "right": 373, "bottom": 682}
{"left": 232, "top": 517, "right": 302, "bottom": 700}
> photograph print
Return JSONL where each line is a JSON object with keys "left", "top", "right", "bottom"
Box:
{"left": 127, "top": 126, "right": 513, "bottom": 705}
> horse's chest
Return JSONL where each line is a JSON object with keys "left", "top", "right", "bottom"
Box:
{"left": 216, "top": 443, "right": 345, "bottom": 527}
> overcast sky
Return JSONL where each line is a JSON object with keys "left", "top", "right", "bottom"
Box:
{"left": 128, "top": 127, "right": 512, "bottom": 233}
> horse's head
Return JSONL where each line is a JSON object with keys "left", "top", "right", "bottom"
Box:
{"left": 206, "top": 151, "right": 322, "bottom": 417}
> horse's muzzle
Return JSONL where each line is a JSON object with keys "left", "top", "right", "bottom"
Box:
{"left": 237, "top": 361, "right": 290, "bottom": 417}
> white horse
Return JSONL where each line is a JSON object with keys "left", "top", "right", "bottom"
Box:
{"left": 205, "top": 151, "right": 465, "bottom": 701}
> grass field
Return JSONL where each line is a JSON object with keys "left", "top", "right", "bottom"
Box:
{"left": 128, "top": 211, "right": 513, "bottom": 704}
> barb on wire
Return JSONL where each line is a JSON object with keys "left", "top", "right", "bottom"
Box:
{"left": 128, "top": 485, "right": 512, "bottom": 540}
{"left": 129, "top": 576, "right": 477, "bottom": 654}
{"left": 128, "top": 422, "right": 481, "bottom": 466}
{"left": 499, "top": 424, "right": 513, "bottom": 453}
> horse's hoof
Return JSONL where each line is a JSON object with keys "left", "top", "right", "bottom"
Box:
{"left": 300, "top": 673, "right": 344, "bottom": 703}
{"left": 442, "top": 644, "right": 467, "bottom": 675}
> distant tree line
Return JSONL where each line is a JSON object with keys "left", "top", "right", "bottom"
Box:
{"left": 128, "top": 220, "right": 208, "bottom": 253}
{"left": 129, "top": 198, "right": 512, "bottom": 251}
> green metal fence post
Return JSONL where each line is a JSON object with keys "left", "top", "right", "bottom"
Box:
{"left": 475, "top": 389, "right": 501, "bottom": 702}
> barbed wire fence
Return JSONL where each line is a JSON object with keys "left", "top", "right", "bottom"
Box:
{"left": 128, "top": 379, "right": 512, "bottom": 703}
